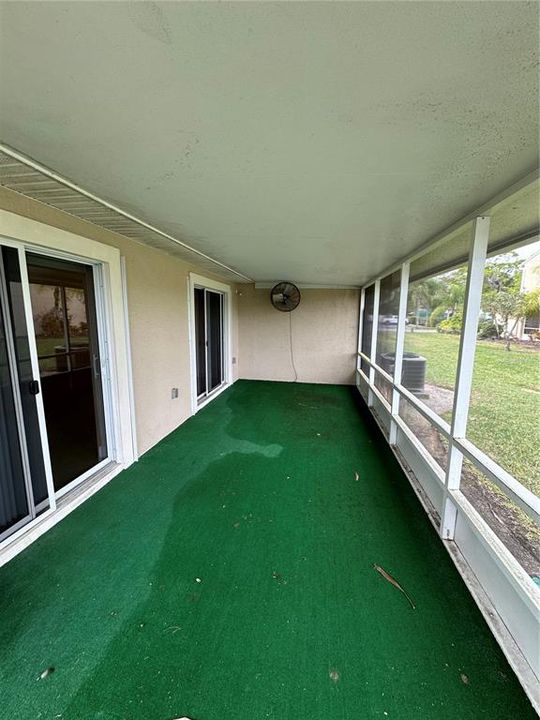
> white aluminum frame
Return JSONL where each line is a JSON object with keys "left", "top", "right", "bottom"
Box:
{"left": 389, "top": 261, "right": 410, "bottom": 445}
{"left": 356, "top": 214, "right": 540, "bottom": 710}
{"left": 16, "top": 244, "right": 117, "bottom": 498}
{"left": 440, "top": 216, "right": 490, "bottom": 540}
{"left": 0, "top": 209, "right": 135, "bottom": 564}
{"left": 0, "top": 253, "right": 39, "bottom": 538}
{"left": 187, "top": 272, "right": 233, "bottom": 415}
{"left": 120, "top": 256, "right": 139, "bottom": 462}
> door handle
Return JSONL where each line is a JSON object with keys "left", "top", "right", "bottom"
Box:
{"left": 28, "top": 379, "right": 40, "bottom": 396}
{"left": 93, "top": 354, "right": 101, "bottom": 379}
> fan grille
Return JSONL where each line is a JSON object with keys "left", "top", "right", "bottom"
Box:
{"left": 270, "top": 282, "right": 301, "bottom": 312}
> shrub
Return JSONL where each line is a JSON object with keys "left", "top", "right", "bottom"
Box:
{"left": 438, "top": 312, "right": 463, "bottom": 334}
{"left": 477, "top": 319, "right": 498, "bottom": 339}
{"left": 429, "top": 304, "right": 448, "bottom": 327}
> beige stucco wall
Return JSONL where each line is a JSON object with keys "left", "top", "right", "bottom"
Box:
{"left": 238, "top": 286, "right": 359, "bottom": 384}
{"left": 0, "top": 186, "right": 239, "bottom": 455}
{"left": 0, "top": 187, "right": 359, "bottom": 457}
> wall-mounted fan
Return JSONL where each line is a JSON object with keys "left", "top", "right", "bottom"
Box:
{"left": 270, "top": 282, "right": 301, "bottom": 312}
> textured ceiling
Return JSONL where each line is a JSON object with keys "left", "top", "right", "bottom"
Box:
{"left": 0, "top": 149, "right": 251, "bottom": 283}
{"left": 0, "top": 1, "right": 538, "bottom": 285}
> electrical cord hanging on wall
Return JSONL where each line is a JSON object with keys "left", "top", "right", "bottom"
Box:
{"left": 289, "top": 311, "right": 298, "bottom": 382}
{"left": 270, "top": 281, "right": 301, "bottom": 382}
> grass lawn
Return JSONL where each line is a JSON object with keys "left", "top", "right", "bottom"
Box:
{"left": 403, "top": 331, "right": 540, "bottom": 497}
{"left": 36, "top": 336, "right": 88, "bottom": 355}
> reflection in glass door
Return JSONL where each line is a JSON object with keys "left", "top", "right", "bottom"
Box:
{"left": 194, "top": 287, "right": 224, "bottom": 401}
{"left": 26, "top": 254, "right": 108, "bottom": 492}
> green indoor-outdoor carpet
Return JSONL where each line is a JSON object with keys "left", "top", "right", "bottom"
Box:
{"left": 0, "top": 380, "right": 535, "bottom": 719}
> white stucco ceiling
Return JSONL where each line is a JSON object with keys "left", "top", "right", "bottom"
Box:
{"left": 0, "top": 1, "right": 538, "bottom": 285}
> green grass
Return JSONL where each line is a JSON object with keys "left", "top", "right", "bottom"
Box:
{"left": 403, "top": 332, "right": 540, "bottom": 496}
{"left": 35, "top": 336, "right": 89, "bottom": 355}
{"left": 0, "top": 381, "right": 535, "bottom": 719}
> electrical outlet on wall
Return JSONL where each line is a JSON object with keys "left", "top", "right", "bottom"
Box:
{"left": 232, "top": 357, "right": 237, "bottom": 365}
{"left": 171, "top": 388, "right": 179, "bottom": 399}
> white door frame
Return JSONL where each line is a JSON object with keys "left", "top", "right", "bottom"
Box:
{"left": 19, "top": 246, "right": 115, "bottom": 501}
{"left": 0, "top": 209, "right": 135, "bottom": 563}
{"left": 187, "top": 272, "right": 233, "bottom": 414}
{"left": 0, "top": 252, "right": 41, "bottom": 539}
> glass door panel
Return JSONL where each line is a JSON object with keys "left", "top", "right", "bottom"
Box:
{"left": 26, "top": 254, "right": 107, "bottom": 492}
{"left": 194, "top": 288, "right": 206, "bottom": 397}
{"left": 207, "top": 290, "right": 223, "bottom": 392}
{"left": 1, "top": 247, "right": 49, "bottom": 506}
{"left": 194, "top": 287, "right": 225, "bottom": 401}
{"left": 0, "top": 263, "right": 32, "bottom": 538}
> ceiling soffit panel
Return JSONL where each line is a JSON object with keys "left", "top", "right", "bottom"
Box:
{"left": 0, "top": 149, "right": 251, "bottom": 284}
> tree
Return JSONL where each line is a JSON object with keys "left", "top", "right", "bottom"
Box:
{"left": 37, "top": 286, "right": 64, "bottom": 339}
{"left": 409, "top": 271, "right": 466, "bottom": 327}
{"left": 409, "top": 278, "right": 442, "bottom": 324}
{"left": 483, "top": 290, "right": 527, "bottom": 349}
{"left": 483, "top": 253, "right": 522, "bottom": 294}
{"left": 481, "top": 253, "right": 526, "bottom": 350}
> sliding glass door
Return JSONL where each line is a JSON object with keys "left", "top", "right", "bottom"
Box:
{"left": 26, "top": 254, "right": 108, "bottom": 492}
{"left": 194, "top": 287, "right": 224, "bottom": 401}
{"left": 0, "top": 245, "right": 50, "bottom": 539}
{"left": 0, "top": 268, "right": 33, "bottom": 539}
{"left": 0, "top": 242, "right": 111, "bottom": 541}
{"left": 2, "top": 247, "right": 49, "bottom": 506}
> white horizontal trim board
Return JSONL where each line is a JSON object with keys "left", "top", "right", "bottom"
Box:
{"left": 454, "top": 438, "right": 540, "bottom": 525}
{"left": 392, "top": 412, "right": 446, "bottom": 485}
{"left": 371, "top": 361, "right": 393, "bottom": 384}
{"left": 369, "top": 376, "right": 391, "bottom": 413}
{"left": 395, "top": 383, "right": 451, "bottom": 438}
{"left": 358, "top": 352, "right": 452, "bottom": 438}
{"left": 357, "top": 210, "right": 540, "bottom": 710}
{"left": 254, "top": 282, "right": 360, "bottom": 289}
{"left": 395, "top": 421, "right": 446, "bottom": 517}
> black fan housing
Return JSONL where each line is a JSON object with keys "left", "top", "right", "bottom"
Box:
{"left": 270, "top": 282, "right": 301, "bottom": 312}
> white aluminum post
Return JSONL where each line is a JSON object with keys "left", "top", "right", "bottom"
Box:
{"left": 357, "top": 288, "right": 365, "bottom": 375}
{"left": 440, "top": 216, "right": 490, "bottom": 539}
{"left": 367, "top": 280, "right": 380, "bottom": 407}
{"left": 389, "top": 262, "right": 410, "bottom": 444}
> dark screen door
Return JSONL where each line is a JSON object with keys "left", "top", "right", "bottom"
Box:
{"left": 207, "top": 291, "right": 223, "bottom": 392}
{"left": 26, "top": 254, "right": 108, "bottom": 492}
{"left": 194, "top": 288, "right": 207, "bottom": 397}
{"left": 194, "top": 288, "right": 224, "bottom": 400}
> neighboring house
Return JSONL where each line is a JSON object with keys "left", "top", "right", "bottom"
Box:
{"left": 516, "top": 246, "right": 540, "bottom": 339}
